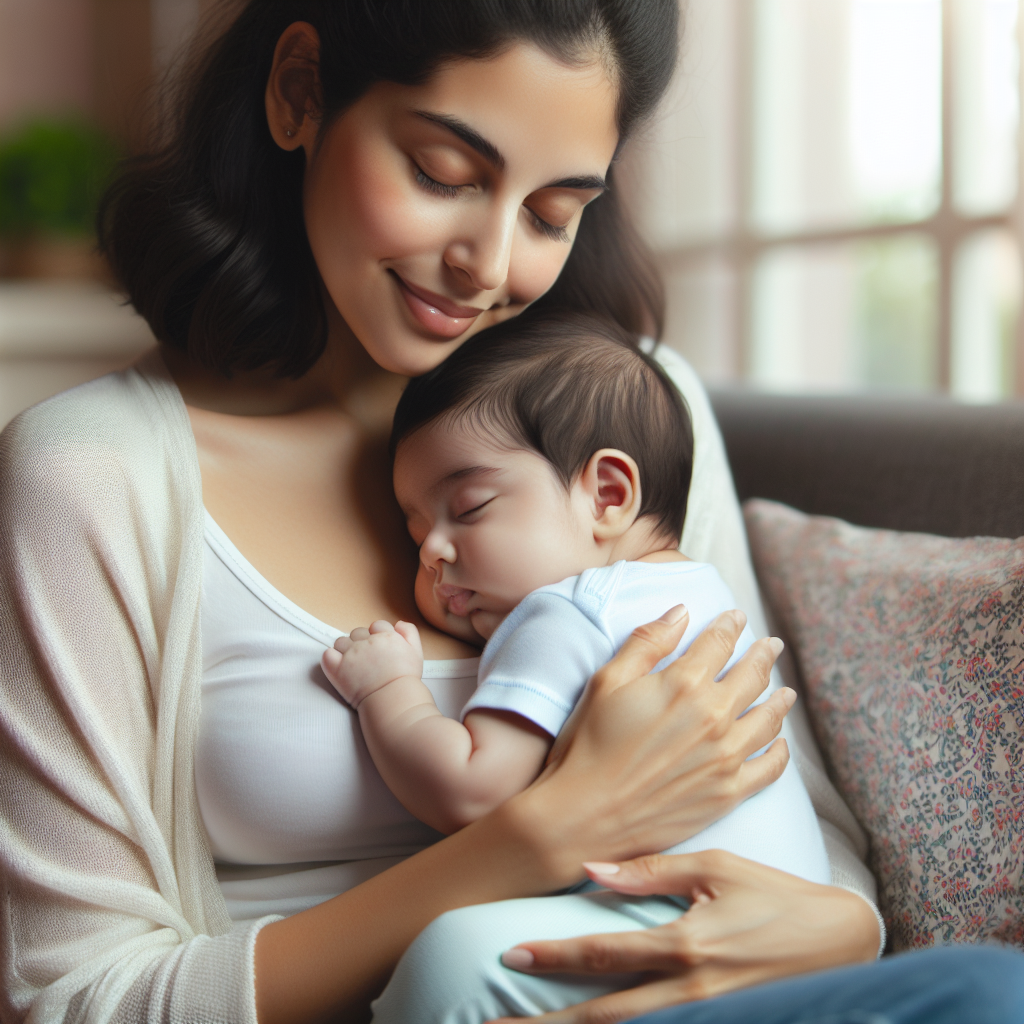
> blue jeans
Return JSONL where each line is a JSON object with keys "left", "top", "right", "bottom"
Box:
{"left": 631, "top": 946, "right": 1024, "bottom": 1024}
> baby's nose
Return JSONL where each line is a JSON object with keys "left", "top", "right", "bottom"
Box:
{"left": 421, "top": 530, "right": 457, "bottom": 567}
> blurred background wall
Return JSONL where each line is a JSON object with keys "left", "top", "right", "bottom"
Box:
{"left": 0, "top": 0, "right": 227, "bottom": 426}
{"left": 0, "top": 0, "right": 1021, "bottom": 430}
{"left": 0, "top": 1, "right": 95, "bottom": 132}
{"left": 0, "top": 0, "right": 221, "bottom": 141}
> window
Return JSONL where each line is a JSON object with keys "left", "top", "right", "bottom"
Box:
{"left": 636, "top": 0, "right": 1023, "bottom": 402}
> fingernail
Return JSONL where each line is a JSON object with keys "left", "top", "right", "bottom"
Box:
{"left": 659, "top": 604, "right": 687, "bottom": 624}
{"left": 582, "top": 861, "right": 621, "bottom": 875}
{"left": 501, "top": 948, "right": 535, "bottom": 971}
{"left": 780, "top": 686, "right": 797, "bottom": 708}
{"left": 768, "top": 636, "right": 784, "bottom": 657}
{"left": 728, "top": 609, "right": 746, "bottom": 629}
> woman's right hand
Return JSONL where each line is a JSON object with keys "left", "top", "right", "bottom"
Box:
{"left": 510, "top": 605, "right": 795, "bottom": 884}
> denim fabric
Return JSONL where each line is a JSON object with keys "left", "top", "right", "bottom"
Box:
{"left": 631, "top": 946, "right": 1024, "bottom": 1024}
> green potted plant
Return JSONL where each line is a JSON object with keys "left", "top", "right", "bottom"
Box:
{"left": 0, "top": 117, "right": 119, "bottom": 280}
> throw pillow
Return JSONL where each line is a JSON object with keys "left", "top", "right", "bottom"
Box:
{"left": 744, "top": 498, "right": 1024, "bottom": 951}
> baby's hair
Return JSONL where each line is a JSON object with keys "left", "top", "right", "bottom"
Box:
{"left": 391, "top": 312, "right": 693, "bottom": 541}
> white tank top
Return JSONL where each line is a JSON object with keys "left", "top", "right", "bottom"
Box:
{"left": 195, "top": 512, "right": 479, "bottom": 921}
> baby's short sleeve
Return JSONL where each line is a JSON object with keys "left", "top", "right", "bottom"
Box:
{"left": 461, "top": 591, "right": 613, "bottom": 736}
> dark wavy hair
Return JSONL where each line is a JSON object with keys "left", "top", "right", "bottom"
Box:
{"left": 99, "top": 0, "right": 678, "bottom": 378}
{"left": 392, "top": 311, "right": 693, "bottom": 540}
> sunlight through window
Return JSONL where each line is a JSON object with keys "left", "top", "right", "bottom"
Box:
{"left": 639, "top": 0, "right": 1023, "bottom": 402}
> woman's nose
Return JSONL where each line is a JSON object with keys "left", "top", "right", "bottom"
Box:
{"left": 420, "top": 528, "right": 457, "bottom": 570}
{"left": 444, "top": 202, "right": 517, "bottom": 293}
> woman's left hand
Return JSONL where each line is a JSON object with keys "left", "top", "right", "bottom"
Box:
{"left": 493, "top": 850, "right": 881, "bottom": 1023}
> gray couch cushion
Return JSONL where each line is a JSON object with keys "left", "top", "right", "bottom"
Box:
{"left": 711, "top": 391, "right": 1024, "bottom": 539}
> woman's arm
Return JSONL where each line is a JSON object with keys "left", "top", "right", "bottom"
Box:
{"left": 0, "top": 376, "right": 264, "bottom": 1024}
{"left": 254, "top": 609, "right": 794, "bottom": 1023}
{"left": 492, "top": 851, "right": 881, "bottom": 1024}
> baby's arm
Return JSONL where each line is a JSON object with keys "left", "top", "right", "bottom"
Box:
{"left": 321, "top": 621, "right": 552, "bottom": 834}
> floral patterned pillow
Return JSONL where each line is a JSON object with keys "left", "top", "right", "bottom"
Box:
{"left": 744, "top": 499, "right": 1024, "bottom": 951}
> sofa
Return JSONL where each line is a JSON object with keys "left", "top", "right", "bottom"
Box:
{"left": 711, "top": 389, "right": 1024, "bottom": 541}
{"left": 711, "top": 389, "right": 1024, "bottom": 951}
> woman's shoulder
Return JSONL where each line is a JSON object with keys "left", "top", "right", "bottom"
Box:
{"left": 3, "top": 348, "right": 177, "bottom": 450}
{"left": 651, "top": 345, "right": 717, "bottom": 433}
{"left": 0, "top": 348, "right": 197, "bottom": 518}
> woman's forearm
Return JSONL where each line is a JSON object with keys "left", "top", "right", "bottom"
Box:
{"left": 253, "top": 793, "right": 571, "bottom": 1024}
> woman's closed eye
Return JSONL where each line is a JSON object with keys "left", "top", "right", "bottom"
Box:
{"left": 415, "top": 166, "right": 467, "bottom": 199}
{"left": 525, "top": 187, "right": 597, "bottom": 245}
{"left": 526, "top": 209, "right": 570, "bottom": 243}
{"left": 417, "top": 168, "right": 570, "bottom": 242}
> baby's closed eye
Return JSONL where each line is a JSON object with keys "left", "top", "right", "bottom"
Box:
{"left": 451, "top": 486, "right": 498, "bottom": 521}
{"left": 454, "top": 496, "right": 494, "bottom": 521}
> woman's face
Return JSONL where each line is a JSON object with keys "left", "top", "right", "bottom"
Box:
{"left": 302, "top": 43, "right": 619, "bottom": 376}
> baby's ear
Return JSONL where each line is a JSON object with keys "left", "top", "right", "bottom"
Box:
{"left": 579, "top": 449, "right": 642, "bottom": 540}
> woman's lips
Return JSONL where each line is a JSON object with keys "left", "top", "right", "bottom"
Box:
{"left": 390, "top": 272, "right": 483, "bottom": 340}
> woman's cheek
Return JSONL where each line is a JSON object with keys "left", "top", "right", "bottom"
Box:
{"left": 347, "top": 156, "right": 448, "bottom": 260}
{"left": 509, "top": 236, "right": 574, "bottom": 305}
{"left": 312, "top": 143, "right": 437, "bottom": 264}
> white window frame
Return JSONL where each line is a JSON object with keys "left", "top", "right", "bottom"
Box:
{"left": 650, "top": 0, "right": 1024, "bottom": 396}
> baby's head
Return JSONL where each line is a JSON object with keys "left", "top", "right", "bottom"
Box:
{"left": 391, "top": 312, "right": 693, "bottom": 645}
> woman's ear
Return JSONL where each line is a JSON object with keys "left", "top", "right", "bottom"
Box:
{"left": 578, "top": 449, "right": 642, "bottom": 541}
{"left": 265, "top": 22, "right": 323, "bottom": 153}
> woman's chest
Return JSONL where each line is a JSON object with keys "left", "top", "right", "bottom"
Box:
{"left": 192, "top": 404, "right": 475, "bottom": 658}
{"left": 196, "top": 536, "right": 479, "bottom": 865}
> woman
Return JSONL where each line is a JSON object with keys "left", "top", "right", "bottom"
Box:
{"left": 0, "top": 2, "right": 1014, "bottom": 1022}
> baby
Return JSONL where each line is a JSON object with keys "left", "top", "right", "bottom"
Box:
{"left": 322, "top": 312, "right": 830, "bottom": 884}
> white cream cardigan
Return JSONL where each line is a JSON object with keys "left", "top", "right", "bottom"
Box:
{"left": 0, "top": 348, "right": 879, "bottom": 1024}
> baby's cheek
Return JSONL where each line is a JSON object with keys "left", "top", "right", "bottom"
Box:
{"left": 414, "top": 565, "right": 443, "bottom": 625}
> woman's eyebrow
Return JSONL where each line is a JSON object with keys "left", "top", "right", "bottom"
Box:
{"left": 541, "top": 174, "right": 607, "bottom": 193}
{"left": 412, "top": 111, "right": 607, "bottom": 192}
{"left": 414, "top": 110, "right": 505, "bottom": 169}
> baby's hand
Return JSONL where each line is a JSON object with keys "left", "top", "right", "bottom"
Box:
{"left": 321, "top": 620, "right": 424, "bottom": 708}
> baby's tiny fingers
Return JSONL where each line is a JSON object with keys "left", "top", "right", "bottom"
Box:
{"left": 349, "top": 627, "right": 371, "bottom": 642}
{"left": 393, "top": 620, "right": 423, "bottom": 654}
{"left": 322, "top": 648, "right": 343, "bottom": 675}
{"left": 368, "top": 620, "right": 395, "bottom": 634}
{"left": 333, "top": 636, "right": 353, "bottom": 653}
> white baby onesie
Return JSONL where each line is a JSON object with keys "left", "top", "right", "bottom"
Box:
{"left": 462, "top": 559, "right": 831, "bottom": 884}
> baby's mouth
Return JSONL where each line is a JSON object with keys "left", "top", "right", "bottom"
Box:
{"left": 436, "top": 583, "right": 476, "bottom": 617}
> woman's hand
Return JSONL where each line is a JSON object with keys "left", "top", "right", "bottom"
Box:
{"left": 510, "top": 607, "right": 797, "bottom": 884}
{"left": 494, "top": 851, "right": 882, "bottom": 1024}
